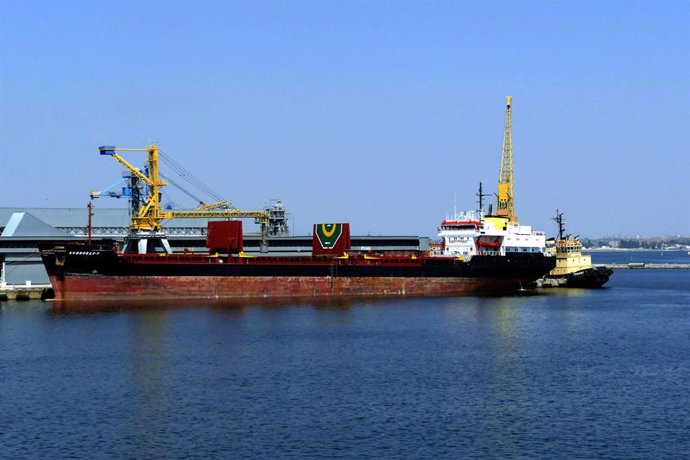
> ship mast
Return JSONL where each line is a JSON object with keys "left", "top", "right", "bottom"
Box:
{"left": 497, "top": 96, "right": 517, "bottom": 223}
{"left": 553, "top": 209, "right": 566, "bottom": 241}
{"left": 476, "top": 182, "right": 491, "bottom": 214}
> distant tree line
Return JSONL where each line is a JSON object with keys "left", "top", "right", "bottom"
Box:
{"left": 582, "top": 237, "right": 690, "bottom": 249}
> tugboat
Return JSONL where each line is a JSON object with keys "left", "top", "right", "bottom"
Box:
{"left": 540, "top": 210, "right": 613, "bottom": 288}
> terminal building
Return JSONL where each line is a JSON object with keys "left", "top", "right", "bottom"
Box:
{"left": 0, "top": 207, "right": 429, "bottom": 288}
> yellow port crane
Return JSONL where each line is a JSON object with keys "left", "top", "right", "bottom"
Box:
{"left": 496, "top": 96, "right": 517, "bottom": 223}
{"left": 98, "top": 144, "right": 269, "bottom": 240}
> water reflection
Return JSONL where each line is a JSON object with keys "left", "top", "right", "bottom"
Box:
{"left": 45, "top": 285, "right": 604, "bottom": 315}
{"left": 48, "top": 295, "right": 452, "bottom": 315}
{"left": 537, "top": 287, "right": 596, "bottom": 298}
{"left": 49, "top": 296, "right": 367, "bottom": 314}
{"left": 47, "top": 287, "right": 595, "bottom": 319}
{"left": 487, "top": 297, "right": 529, "bottom": 455}
{"left": 50, "top": 298, "right": 243, "bottom": 314}
{"left": 128, "top": 309, "right": 170, "bottom": 457}
{"left": 439, "top": 293, "right": 586, "bottom": 457}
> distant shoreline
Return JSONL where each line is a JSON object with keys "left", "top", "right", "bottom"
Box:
{"left": 584, "top": 248, "right": 689, "bottom": 252}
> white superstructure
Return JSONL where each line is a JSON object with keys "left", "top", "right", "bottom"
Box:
{"left": 437, "top": 210, "right": 547, "bottom": 258}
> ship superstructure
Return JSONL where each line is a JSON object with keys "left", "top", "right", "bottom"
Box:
{"left": 438, "top": 211, "right": 547, "bottom": 258}
{"left": 438, "top": 179, "right": 547, "bottom": 259}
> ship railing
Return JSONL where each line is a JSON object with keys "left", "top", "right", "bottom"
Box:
{"left": 242, "top": 255, "right": 423, "bottom": 265}
{"left": 123, "top": 253, "right": 219, "bottom": 263}
{"left": 477, "top": 249, "right": 501, "bottom": 256}
{"left": 121, "top": 253, "right": 427, "bottom": 265}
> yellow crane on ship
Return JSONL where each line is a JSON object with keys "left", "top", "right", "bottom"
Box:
{"left": 98, "top": 144, "right": 270, "bottom": 245}
{"left": 496, "top": 96, "right": 517, "bottom": 223}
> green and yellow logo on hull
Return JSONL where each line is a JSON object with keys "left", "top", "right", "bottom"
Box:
{"left": 315, "top": 223, "right": 343, "bottom": 249}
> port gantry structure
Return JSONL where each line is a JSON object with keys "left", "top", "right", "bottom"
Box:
{"left": 98, "top": 145, "right": 271, "bottom": 251}
{"left": 496, "top": 96, "right": 517, "bottom": 223}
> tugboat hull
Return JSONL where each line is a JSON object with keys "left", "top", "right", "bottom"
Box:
{"left": 561, "top": 266, "right": 613, "bottom": 288}
{"left": 542, "top": 266, "right": 613, "bottom": 288}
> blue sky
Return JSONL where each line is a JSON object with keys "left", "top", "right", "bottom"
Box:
{"left": 1, "top": 0, "right": 688, "bottom": 238}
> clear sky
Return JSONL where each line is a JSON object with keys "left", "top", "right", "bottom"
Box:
{"left": 1, "top": 0, "right": 688, "bottom": 238}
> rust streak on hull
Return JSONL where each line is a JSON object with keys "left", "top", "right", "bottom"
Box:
{"left": 53, "top": 275, "right": 527, "bottom": 301}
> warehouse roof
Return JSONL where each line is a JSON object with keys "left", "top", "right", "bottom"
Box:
{"left": 0, "top": 208, "right": 216, "bottom": 229}
{"left": 1, "top": 212, "right": 70, "bottom": 237}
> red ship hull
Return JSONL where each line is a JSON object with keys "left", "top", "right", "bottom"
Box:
{"left": 49, "top": 274, "right": 531, "bottom": 301}
{"left": 41, "top": 243, "right": 555, "bottom": 302}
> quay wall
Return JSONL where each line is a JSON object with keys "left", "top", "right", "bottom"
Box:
{"left": 596, "top": 263, "right": 690, "bottom": 269}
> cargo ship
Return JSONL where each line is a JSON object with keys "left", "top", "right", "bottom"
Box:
{"left": 40, "top": 219, "right": 556, "bottom": 301}
{"left": 38, "top": 137, "right": 555, "bottom": 302}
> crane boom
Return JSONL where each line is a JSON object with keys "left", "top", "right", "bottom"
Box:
{"left": 108, "top": 153, "right": 158, "bottom": 187}
{"left": 496, "top": 96, "right": 517, "bottom": 223}
{"left": 98, "top": 145, "right": 269, "bottom": 234}
{"left": 195, "top": 200, "right": 233, "bottom": 211}
{"left": 165, "top": 210, "right": 267, "bottom": 220}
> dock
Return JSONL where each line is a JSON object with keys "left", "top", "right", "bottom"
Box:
{"left": 0, "top": 284, "right": 53, "bottom": 301}
{"left": 596, "top": 263, "right": 690, "bottom": 269}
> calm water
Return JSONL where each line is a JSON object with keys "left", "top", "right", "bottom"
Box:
{"left": 1, "top": 270, "right": 690, "bottom": 458}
